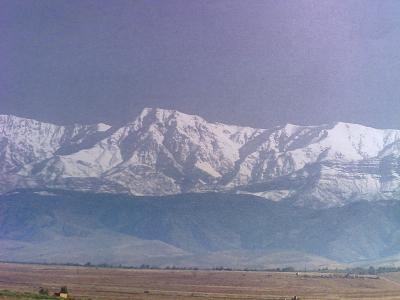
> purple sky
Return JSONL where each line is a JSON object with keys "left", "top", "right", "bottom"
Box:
{"left": 2, "top": 0, "right": 400, "bottom": 129}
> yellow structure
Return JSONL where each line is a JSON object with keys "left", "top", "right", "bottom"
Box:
{"left": 55, "top": 292, "right": 68, "bottom": 298}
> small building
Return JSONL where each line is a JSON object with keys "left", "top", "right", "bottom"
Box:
{"left": 54, "top": 292, "right": 68, "bottom": 299}
{"left": 54, "top": 287, "right": 69, "bottom": 299}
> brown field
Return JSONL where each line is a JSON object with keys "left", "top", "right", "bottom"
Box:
{"left": 1, "top": 263, "right": 400, "bottom": 300}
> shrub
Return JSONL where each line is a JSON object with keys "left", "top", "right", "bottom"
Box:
{"left": 39, "top": 287, "right": 49, "bottom": 295}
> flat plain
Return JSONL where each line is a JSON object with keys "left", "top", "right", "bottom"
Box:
{"left": 1, "top": 263, "right": 400, "bottom": 300}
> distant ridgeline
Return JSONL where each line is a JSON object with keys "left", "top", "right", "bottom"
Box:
{"left": 1, "top": 189, "right": 400, "bottom": 268}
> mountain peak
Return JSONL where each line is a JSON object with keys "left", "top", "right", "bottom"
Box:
{"left": 0, "top": 114, "right": 51, "bottom": 125}
{"left": 134, "top": 107, "right": 208, "bottom": 128}
{"left": 141, "top": 107, "right": 198, "bottom": 117}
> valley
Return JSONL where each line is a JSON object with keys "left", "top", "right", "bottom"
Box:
{"left": 2, "top": 262, "right": 400, "bottom": 300}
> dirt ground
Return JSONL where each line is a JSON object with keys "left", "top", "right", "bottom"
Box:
{"left": 0, "top": 263, "right": 400, "bottom": 299}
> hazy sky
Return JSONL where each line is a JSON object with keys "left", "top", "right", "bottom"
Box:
{"left": 2, "top": 0, "right": 400, "bottom": 129}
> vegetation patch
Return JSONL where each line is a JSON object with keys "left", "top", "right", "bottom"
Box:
{"left": 0, "top": 290, "right": 59, "bottom": 300}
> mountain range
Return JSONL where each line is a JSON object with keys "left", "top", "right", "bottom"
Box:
{"left": 2, "top": 108, "right": 400, "bottom": 268}
{"left": 2, "top": 107, "right": 400, "bottom": 208}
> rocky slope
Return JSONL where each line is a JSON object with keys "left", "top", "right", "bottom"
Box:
{"left": 2, "top": 108, "right": 400, "bottom": 208}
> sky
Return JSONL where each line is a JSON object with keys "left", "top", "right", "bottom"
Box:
{"left": 1, "top": 0, "right": 400, "bottom": 129}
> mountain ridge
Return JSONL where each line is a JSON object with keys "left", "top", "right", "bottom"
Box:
{"left": 2, "top": 189, "right": 400, "bottom": 268}
{"left": 2, "top": 108, "right": 400, "bottom": 208}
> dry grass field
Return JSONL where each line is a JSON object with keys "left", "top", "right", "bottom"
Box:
{"left": 0, "top": 263, "right": 400, "bottom": 299}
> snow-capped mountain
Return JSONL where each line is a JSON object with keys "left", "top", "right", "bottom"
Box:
{"left": 2, "top": 108, "right": 400, "bottom": 208}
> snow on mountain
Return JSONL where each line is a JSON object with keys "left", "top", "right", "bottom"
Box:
{"left": 96, "top": 123, "right": 112, "bottom": 132}
{"left": 2, "top": 108, "right": 400, "bottom": 207}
